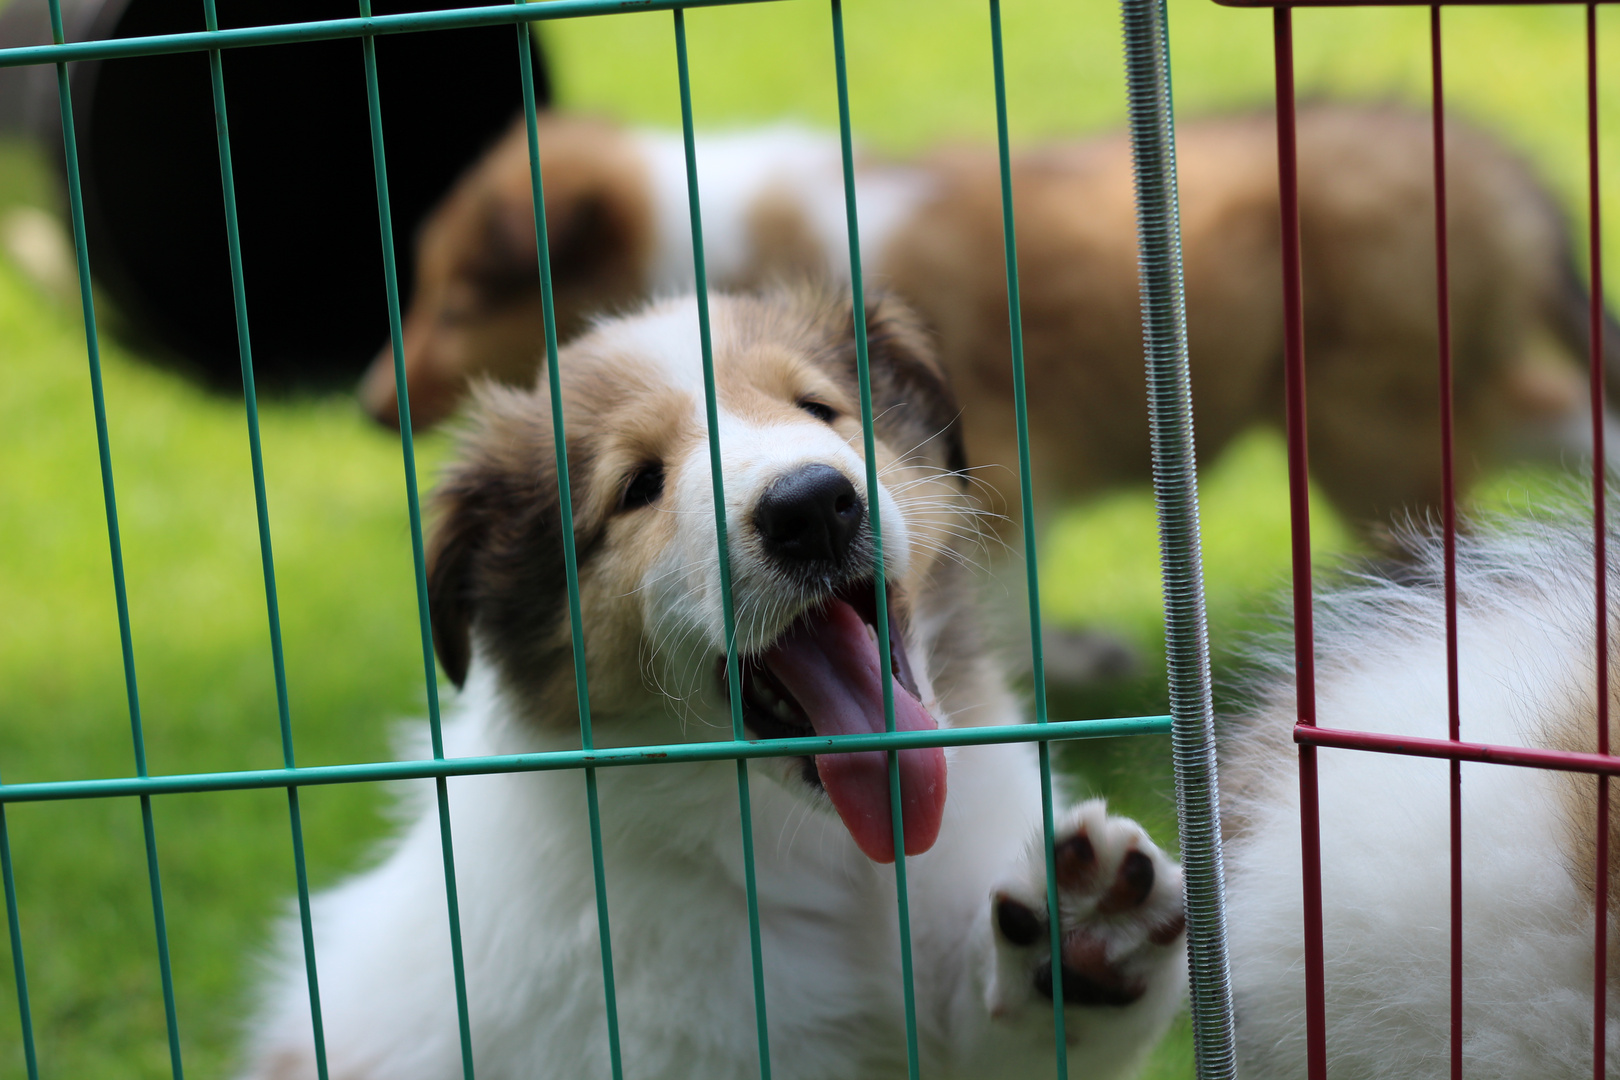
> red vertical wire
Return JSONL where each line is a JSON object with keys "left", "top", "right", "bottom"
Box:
{"left": 1275, "top": 10, "right": 1326, "bottom": 1080}
{"left": 1274, "top": 10, "right": 1311, "bottom": 721}
{"left": 1588, "top": 6, "right": 1610, "bottom": 1078}
{"left": 1429, "top": 9, "right": 1465, "bottom": 1080}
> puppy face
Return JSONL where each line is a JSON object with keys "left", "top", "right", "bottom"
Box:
{"left": 427, "top": 290, "right": 971, "bottom": 862}
{"left": 360, "top": 114, "right": 654, "bottom": 430}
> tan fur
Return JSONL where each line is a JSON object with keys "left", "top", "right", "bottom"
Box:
{"left": 739, "top": 184, "right": 831, "bottom": 288}
{"left": 1542, "top": 671, "right": 1620, "bottom": 965}
{"left": 364, "top": 105, "right": 1598, "bottom": 534}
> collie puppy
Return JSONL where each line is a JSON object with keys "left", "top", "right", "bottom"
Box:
{"left": 359, "top": 106, "right": 1615, "bottom": 534}
{"left": 244, "top": 289, "right": 1187, "bottom": 1080}
{"left": 1222, "top": 508, "right": 1620, "bottom": 1078}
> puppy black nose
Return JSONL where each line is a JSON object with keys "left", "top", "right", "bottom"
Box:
{"left": 755, "top": 464, "right": 864, "bottom": 567}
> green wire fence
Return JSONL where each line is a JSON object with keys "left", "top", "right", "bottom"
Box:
{"left": 0, "top": 0, "right": 1230, "bottom": 1077}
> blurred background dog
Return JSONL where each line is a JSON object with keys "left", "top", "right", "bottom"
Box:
{"left": 362, "top": 105, "right": 1617, "bottom": 540}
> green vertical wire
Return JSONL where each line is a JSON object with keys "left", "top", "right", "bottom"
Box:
{"left": 0, "top": 801, "right": 38, "bottom": 1080}
{"left": 986, "top": 1, "right": 1069, "bottom": 1071}
{"left": 672, "top": 10, "right": 775, "bottom": 1079}
{"left": 196, "top": 3, "right": 329, "bottom": 1073}
{"left": 511, "top": 7, "right": 625, "bottom": 1076}
{"left": 1120, "top": 1, "right": 1233, "bottom": 1077}
{"left": 827, "top": 4, "right": 920, "bottom": 1077}
{"left": 45, "top": 0, "right": 186, "bottom": 1074}
{"left": 355, "top": 6, "right": 476, "bottom": 1075}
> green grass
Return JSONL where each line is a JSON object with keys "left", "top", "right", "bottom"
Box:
{"left": 0, "top": 0, "right": 1615, "bottom": 1076}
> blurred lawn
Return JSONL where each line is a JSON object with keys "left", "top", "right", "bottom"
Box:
{"left": 0, "top": 1, "right": 1614, "bottom": 1076}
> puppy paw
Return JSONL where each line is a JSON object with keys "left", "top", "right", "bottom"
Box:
{"left": 988, "top": 800, "right": 1184, "bottom": 1016}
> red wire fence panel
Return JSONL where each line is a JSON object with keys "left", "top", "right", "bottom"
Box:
{"left": 1214, "top": 2, "right": 1610, "bottom": 1077}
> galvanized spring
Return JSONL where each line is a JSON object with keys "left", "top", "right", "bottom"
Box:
{"left": 1120, "top": 1, "right": 1236, "bottom": 1077}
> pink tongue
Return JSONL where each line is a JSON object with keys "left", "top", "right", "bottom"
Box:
{"left": 761, "top": 600, "right": 947, "bottom": 863}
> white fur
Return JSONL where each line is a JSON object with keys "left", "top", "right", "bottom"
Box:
{"left": 1224, "top": 510, "right": 1620, "bottom": 1079}
{"left": 636, "top": 125, "right": 931, "bottom": 294}
{"left": 242, "top": 296, "right": 1185, "bottom": 1080}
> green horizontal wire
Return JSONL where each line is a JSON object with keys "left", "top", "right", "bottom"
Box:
{"left": 984, "top": 0, "right": 1069, "bottom": 1069}
{"left": 196, "top": 1, "right": 329, "bottom": 1072}
{"left": 0, "top": 0, "right": 783, "bottom": 69}
{"left": 0, "top": 719, "right": 1173, "bottom": 806}
{"left": 671, "top": 10, "right": 774, "bottom": 1077}
{"left": 511, "top": 2, "right": 625, "bottom": 1072}
{"left": 0, "top": 801, "right": 38, "bottom": 1080}
{"left": 45, "top": 0, "right": 186, "bottom": 1073}
{"left": 825, "top": 3, "right": 920, "bottom": 1075}
{"left": 354, "top": 2, "right": 476, "bottom": 1072}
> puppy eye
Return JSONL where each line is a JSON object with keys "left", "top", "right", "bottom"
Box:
{"left": 798, "top": 399, "right": 837, "bottom": 424}
{"left": 620, "top": 463, "right": 665, "bottom": 511}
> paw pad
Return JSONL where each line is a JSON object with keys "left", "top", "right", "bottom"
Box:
{"left": 1097, "top": 848, "right": 1155, "bottom": 915}
{"left": 1053, "top": 833, "right": 1096, "bottom": 892}
{"left": 990, "top": 805, "right": 1185, "bottom": 1014}
{"left": 995, "top": 893, "right": 1044, "bottom": 948}
{"left": 1034, "top": 938, "right": 1145, "bottom": 1007}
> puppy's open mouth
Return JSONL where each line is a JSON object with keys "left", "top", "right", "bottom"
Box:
{"left": 722, "top": 580, "right": 947, "bottom": 864}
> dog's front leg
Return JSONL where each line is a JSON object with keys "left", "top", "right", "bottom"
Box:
{"left": 929, "top": 799, "right": 1187, "bottom": 1079}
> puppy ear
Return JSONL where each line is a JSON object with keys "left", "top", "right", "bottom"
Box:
{"left": 426, "top": 464, "right": 492, "bottom": 689}
{"left": 861, "top": 294, "right": 968, "bottom": 476}
{"left": 463, "top": 196, "right": 541, "bottom": 310}
{"left": 425, "top": 387, "right": 572, "bottom": 689}
{"left": 468, "top": 176, "right": 643, "bottom": 305}
{"left": 548, "top": 188, "right": 637, "bottom": 282}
